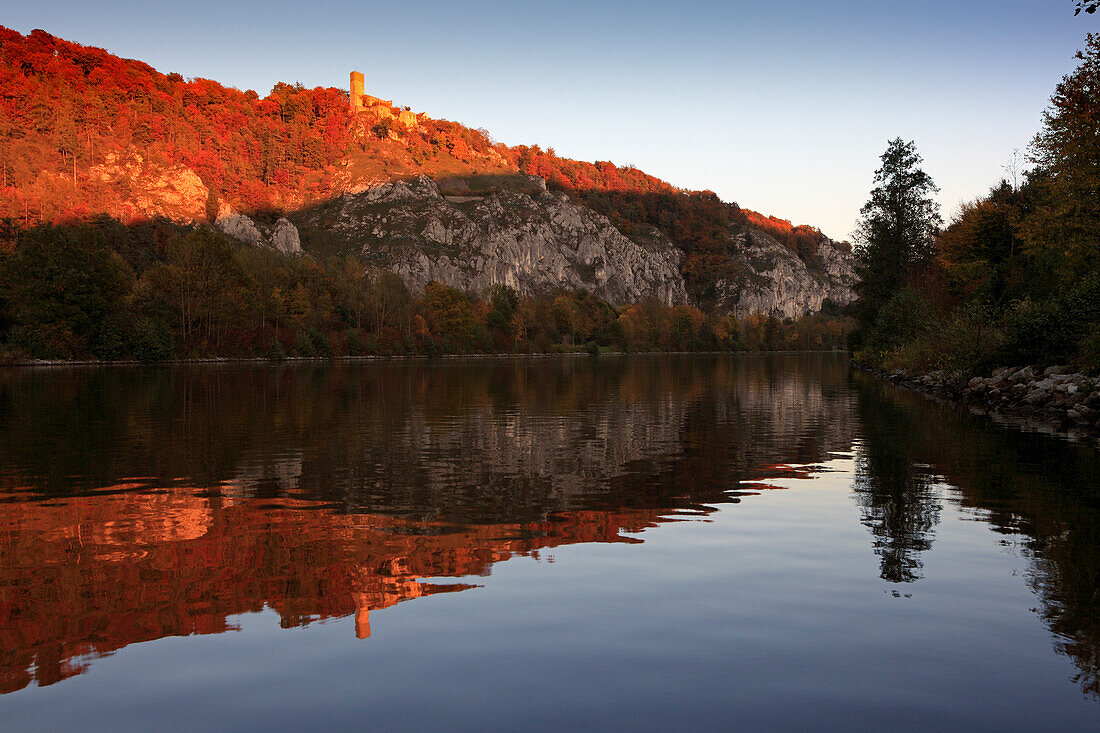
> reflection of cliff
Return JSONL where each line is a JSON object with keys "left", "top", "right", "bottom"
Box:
{"left": 0, "top": 356, "right": 857, "bottom": 516}
{"left": 0, "top": 487, "right": 679, "bottom": 695}
{"left": 0, "top": 355, "right": 859, "bottom": 694}
{"left": 852, "top": 372, "right": 1100, "bottom": 698}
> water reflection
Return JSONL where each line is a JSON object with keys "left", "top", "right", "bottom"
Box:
{"left": 851, "top": 371, "right": 1100, "bottom": 698}
{"left": 0, "top": 356, "right": 1098, "bottom": 709}
{"left": 851, "top": 386, "right": 944, "bottom": 583}
{"left": 0, "top": 355, "right": 855, "bottom": 694}
{"left": 0, "top": 488, "right": 685, "bottom": 694}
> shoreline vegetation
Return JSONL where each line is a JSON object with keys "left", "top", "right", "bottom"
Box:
{"left": 2, "top": 349, "right": 851, "bottom": 368}
{"left": 850, "top": 35, "right": 1100, "bottom": 437}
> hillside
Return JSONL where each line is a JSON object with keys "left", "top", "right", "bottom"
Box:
{"left": 0, "top": 27, "right": 857, "bottom": 361}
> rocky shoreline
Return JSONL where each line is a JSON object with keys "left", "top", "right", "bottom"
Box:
{"left": 865, "top": 363, "right": 1100, "bottom": 445}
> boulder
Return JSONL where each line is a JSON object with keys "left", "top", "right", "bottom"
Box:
{"left": 1024, "top": 391, "right": 1050, "bottom": 406}
{"left": 270, "top": 217, "right": 302, "bottom": 255}
{"left": 215, "top": 212, "right": 265, "bottom": 247}
{"left": 1067, "top": 408, "right": 1091, "bottom": 424}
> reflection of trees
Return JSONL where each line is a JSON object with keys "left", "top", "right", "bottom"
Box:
{"left": 0, "top": 489, "right": 667, "bottom": 695}
{"left": 852, "top": 370, "right": 1100, "bottom": 699}
{"left": 852, "top": 379, "right": 942, "bottom": 583}
{"left": 853, "top": 454, "right": 940, "bottom": 583}
{"left": 0, "top": 355, "right": 857, "bottom": 521}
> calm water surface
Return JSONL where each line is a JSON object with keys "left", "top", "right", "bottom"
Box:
{"left": 1, "top": 354, "right": 1098, "bottom": 730}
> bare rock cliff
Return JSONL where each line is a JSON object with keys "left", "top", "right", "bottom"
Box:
{"left": 313, "top": 176, "right": 690, "bottom": 306}
{"left": 290, "top": 175, "right": 856, "bottom": 316}
{"left": 87, "top": 153, "right": 208, "bottom": 222}
{"left": 716, "top": 229, "right": 856, "bottom": 318}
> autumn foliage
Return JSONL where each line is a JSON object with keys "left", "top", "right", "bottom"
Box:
{"left": 853, "top": 35, "right": 1100, "bottom": 375}
{"left": 0, "top": 27, "right": 355, "bottom": 220}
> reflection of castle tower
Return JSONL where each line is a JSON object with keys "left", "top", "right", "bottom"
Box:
{"left": 349, "top": 71, "right": 365, "bottom": 112}
{"left": 354, "top": 606, "right": 372, "bottom": 639}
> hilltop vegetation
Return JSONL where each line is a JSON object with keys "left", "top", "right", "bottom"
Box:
{"left": 0, "top": 26, "right": 842, "bottom": 305}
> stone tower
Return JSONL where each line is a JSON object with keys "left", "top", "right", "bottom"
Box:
{"left": 349, "top": 71, "right": 365, "bottom": 112}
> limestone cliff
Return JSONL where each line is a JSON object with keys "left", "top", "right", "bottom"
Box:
{"left": 216, "top": 211, "right": 303, "bottom": 255}
{"left": 716, "top": 228, "right": 857, "bottom": 319}
{"left": 299, "top": 175, "right": 690, "bottom": 306}
{"left": 86, "top": 152, "right": 209, "bottom": 223}
{"left": 292, "top": 174, "right": 856, "bottom": 316}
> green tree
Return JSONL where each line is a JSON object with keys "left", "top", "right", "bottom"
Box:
{"left": 372, "top": 118, "right": 393, "bottom": 139}
{"left": 485, "top": 284, "right": 518, "bottom": 348}
{"left": 0, "top": 224, "right": 134, "bottom": 358}
{"left": 854, "top": 138, "right": 942, "bottom": 321}
{"left": 370, "top": 270, "right": 412, "bottom": 335}
{"left": 421, "top": 281, "right": 477, "bottom": 352}
{"left": 146, "top": 229, "right": 240, "bottom": 346}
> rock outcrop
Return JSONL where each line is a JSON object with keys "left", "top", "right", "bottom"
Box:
{"left": 716, "top": 228, "right": 857, "bottom": 319}
{"left": 962, "top": 366, "right": 1100, "bottom": 430}
{"left": 215, "top": 212, "right": 266, "bottom": 247}
{"left": 270, "top": 217, "right": 302, "bottom": 255}
{"left": 316, "top": 176, "right": 690, "bottom": 306}
{"left": 87, "top": 152, "right": 209, "bottom": 222}
{"left": 216, "top": 212, "right": 303, "bottom": 255}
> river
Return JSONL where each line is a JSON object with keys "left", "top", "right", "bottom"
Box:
{"left": 1, "top": 354, "right": 1097, "bottom": 730}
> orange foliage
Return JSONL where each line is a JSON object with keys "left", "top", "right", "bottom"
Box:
{"left": 0, "top": 25, "right": 833, "bottom": 307}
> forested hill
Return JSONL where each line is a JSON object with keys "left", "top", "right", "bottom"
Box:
{"left": 0, "top": 26, "right": 840, "bottom": 293}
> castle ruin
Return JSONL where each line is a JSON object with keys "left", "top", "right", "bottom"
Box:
{"left": 349, "top": 70, "right": 421, "bottom": 128}
{"left": 349, "top": 71, "right": 366, "bottom": 112}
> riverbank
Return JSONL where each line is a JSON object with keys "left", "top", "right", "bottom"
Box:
{"left": 861, "top": 363, "right": 1100, "bottom": 444}
{"left": 1, "top": 349, "right": 851, "bottom": 369}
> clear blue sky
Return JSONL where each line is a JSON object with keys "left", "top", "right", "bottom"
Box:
{"left": 5, "top": 1, "right": 1096, "bottom": 239}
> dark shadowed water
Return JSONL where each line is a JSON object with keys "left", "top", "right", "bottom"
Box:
{"left": 1, "top": 354, "right": 1098, "bottom": 730}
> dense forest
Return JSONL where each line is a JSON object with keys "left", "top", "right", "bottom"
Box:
{"left": 0, "top": 25, "right": 851, "bottom": 362}
{"left": 0, "top": 216, "right": 850, "bottom": 361}
{"left": 852, "top": 34, "right": 1100, "bottom": 378}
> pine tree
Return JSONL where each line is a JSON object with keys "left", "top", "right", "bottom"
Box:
{"left": 853, "top": 138, "right": 941, "bottom": 320}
